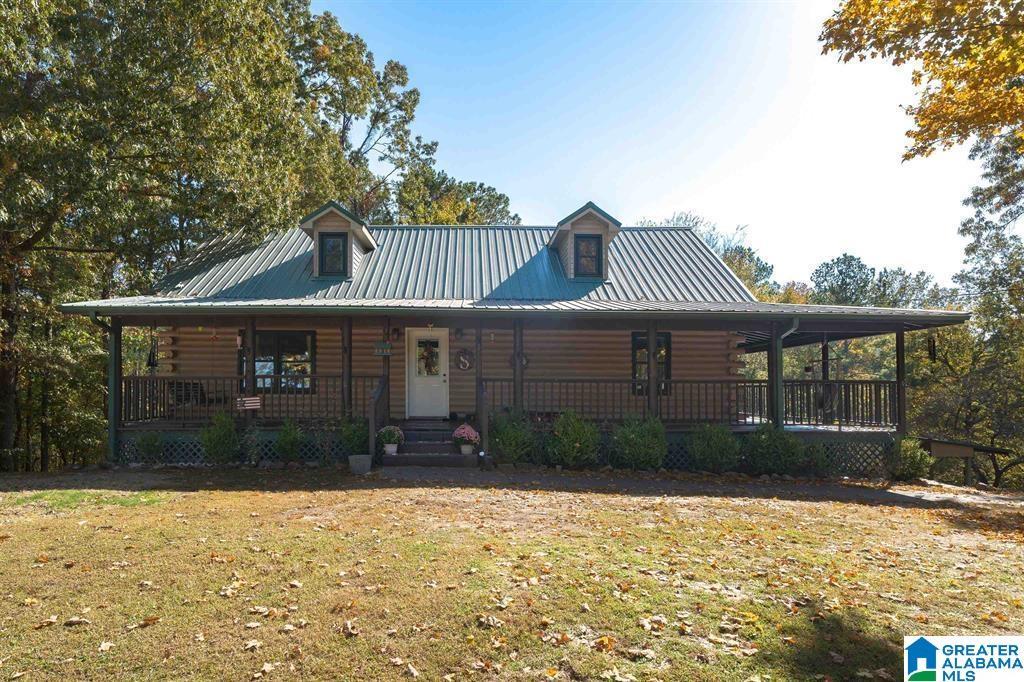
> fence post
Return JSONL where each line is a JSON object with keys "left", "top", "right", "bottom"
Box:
{"left": 647, "top": 321, "right": 659, "bottom": 418}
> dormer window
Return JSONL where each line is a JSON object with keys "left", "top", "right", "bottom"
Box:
{"left": 574, "top": 234, "right": 602, "bottom": 278}
{"left": 318, "top": 232, "right": 348, "bottom": 277}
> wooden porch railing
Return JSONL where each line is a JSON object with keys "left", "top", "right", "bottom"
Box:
{"left": 120, "top": 375, "right": 380, "bottom": 425}
{"left": 483, "top": 377, "right": 899, "bottom": 428}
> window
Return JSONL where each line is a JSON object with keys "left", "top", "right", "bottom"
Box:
{"left": 631, "top": 332, "right": 671, "bottom": 396}
{"left": 318, "top": 232, "right": 347, "bottom": 276}
{"left": 239, "top": 331, "right": 316, "bottom": 392}
{"left": 573, "top": 234, "right": 602, "bottom": 278}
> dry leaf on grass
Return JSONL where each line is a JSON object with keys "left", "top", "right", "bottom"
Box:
{"left": 63, "top": 616, "right": 90, "bottom": 627}
{"left": 342, "top": 620, "right": 359, "bottom": 637}
{"left": 244, "top": 640, "right": 261, "bottom": 652}
{"left": 33, "top": 615, "right": 58, "bottom": 630}
{"left": 98, "top": 642, "right": 114, "bottom": 653}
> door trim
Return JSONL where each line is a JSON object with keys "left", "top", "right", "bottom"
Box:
{"left": 404, "top": 327, "right": 450, "bottom": 419}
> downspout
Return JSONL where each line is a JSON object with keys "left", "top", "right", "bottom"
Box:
{"left": 89, "top": 310, "right": 110, "bottom": 332}
{"left": 780, "top": 317, "right": 800, "bottom": 341}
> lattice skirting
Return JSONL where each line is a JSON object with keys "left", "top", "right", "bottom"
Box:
{"left": 520, "top": 429, "right": 895, "bottom": 478}
{"left": 120, "top": 427, "right": 895, "bottom": 478}
{"left": 118, "top": 430, "right": 361, "bottom": 467}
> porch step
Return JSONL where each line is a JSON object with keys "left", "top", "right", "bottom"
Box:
{"left": 382, "top": 453, "right": 477, "bottom": 467}
{"left": 401, "top": 441, "right": 457, "bottom": 454}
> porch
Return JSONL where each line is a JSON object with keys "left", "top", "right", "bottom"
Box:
{"left": 106, "top": 314, "right": 909, "bottom": 468}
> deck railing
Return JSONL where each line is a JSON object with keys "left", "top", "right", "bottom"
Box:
{"left": 484, "top": 377, "right": 898, "bottom": 428}
{"left": 120, "top": 375, "right": 380, "bottom": 425}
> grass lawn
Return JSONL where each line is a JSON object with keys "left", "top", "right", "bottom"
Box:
{"left": 0, "top": 468, "right": 1022, "bottom": 681}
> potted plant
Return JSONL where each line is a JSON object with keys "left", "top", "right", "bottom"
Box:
{"left": 453, "top": 423, "right": 480, "bottom": 455}
{"left": 377, "top": 425, "right": 404, "bottom": 455}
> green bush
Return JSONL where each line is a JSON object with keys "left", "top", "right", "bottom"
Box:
{"left": 338, "top": 417, "right": 369, "bottom": 456}
{"left": 134, "top": 431, "right": 163, "bottom": 460}
{"left": 490, "top": 412, "right": 535, "bottom": 463}
{"left": 742, "top": 424, "right": 805, "bottom": 476}
{"left": 803, "top": 442, "right": 830, "bottom": 477}
{"left": 687, "top": 423, "right": 741, "bottom": 473}
{"left": 275, "top": 419, "right": 305, "bottom": 464}
{"left": 892, "top": 438, "right": 933, "bottom": 481}
{"left": 199, "top": 412, "right": 241, "bottom": 465}
{"left": 610, "top": 417, "right": 667, "bottom": 470}
{"left": 545, "top": 411, "right": 600, "bottom": 468}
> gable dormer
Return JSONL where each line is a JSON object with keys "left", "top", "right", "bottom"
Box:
{"left": 548, "top": 201, "right": 621, "bottom": 280}
{"left": 299, "top": 201, "right": 377, "bottom": 278}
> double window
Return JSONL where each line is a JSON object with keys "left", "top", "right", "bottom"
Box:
{"left": 573, "top": 234, "right": 602, "bottom": 278}
{"left": 318, "top": 232, "right": 348, "bottom": 276}
{"left": 631, "top": 331, "right": 671, "bottom": 396}
{"left": 239, "top": 330, "right": 316, "bottom": 392}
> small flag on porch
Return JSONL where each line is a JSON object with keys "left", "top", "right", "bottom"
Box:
{"left": 236, "top": 396, "right": 262, "bottom": 411}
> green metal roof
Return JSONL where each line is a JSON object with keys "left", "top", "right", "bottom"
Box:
{"left": 60, "top": 222, "right": 969, "bottom": 345}
{"left": 556, "top": 201, "right": 622, "bottom": 228}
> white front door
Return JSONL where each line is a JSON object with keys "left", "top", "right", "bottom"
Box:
{"left": 406, "top": 328, "right": 449, "bottom": 418}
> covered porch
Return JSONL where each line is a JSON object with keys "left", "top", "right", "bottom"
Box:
{"left": 103, "top": 310, "right": 927, "bottom": 464}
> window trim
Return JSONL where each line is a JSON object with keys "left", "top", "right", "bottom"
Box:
{"left": 631, "top": 331, "right": 671, "bottom": 396}
{"left": 238, "top": 330, "right": 317, "bottom": 393}
{"left": 573, "top": 233, "right": 603, "bottom": 278}
{"left": 318, "top": 231, "right": 348, "bottom": 277}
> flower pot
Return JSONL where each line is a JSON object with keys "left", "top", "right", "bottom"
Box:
{"left": 348, "top": 454, "right": 372, "bottom": 475}
{"left": 383, "top": 443, "right": 399, "bottom": 455}
{"left": 460, "top": 444, "right": 474, "bottom": 456}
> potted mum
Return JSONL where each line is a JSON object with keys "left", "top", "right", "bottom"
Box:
{"left": 377, "top": 425, "right": 404, "bottom": 455}
{"left": 453, "top": 423, "right": 480, "bottom": 455}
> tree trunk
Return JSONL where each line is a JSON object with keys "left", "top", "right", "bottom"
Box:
{"left": 0, "top": 262, "right": 19, "bottom": 471}
{"left": 40, "top": 307, "right": 51, "bottom": 472}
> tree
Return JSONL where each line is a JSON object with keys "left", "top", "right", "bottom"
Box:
{"left": 383, "top": 163, "right": 520, "bottom": 225}
{"left": 0, "top": 0, "right": 517, "bottom": 470}
{"left": 821, "top": 1, "right": 1024, "bottom": 159}
{"left": 637, "top": 213, "right": 779, "bottom": 299}
{"left": 810, "top": 254, "right": 876, "bottom": 306}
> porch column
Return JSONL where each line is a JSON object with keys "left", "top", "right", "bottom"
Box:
{"left": 820, "top": 336, "right": 832, "bottom": 425}
{"left": 647, "top": 321, "right": 659, "bottom": 418}
{"left": 381, "top": 318, "right": 391, "bottom": 419}
{"left": 341, "top": 318, "right": 353, "bottom": 417}
{"left": 896, "top": 328, "right": 907, "bottom": 435}
{"left": 244, "top": 318, "right": 256, "bottom": 425}
{"left": 767, "top": 321, "right": 784, "bottom": 427}
{"left": 512, "top": 319, "right": 524, "bottom": 413}
{"left": 107, "top": 317, "right": 122, "bottom": 463}
{"left": 476, "top": 320, "right": 488, "bottom": 451}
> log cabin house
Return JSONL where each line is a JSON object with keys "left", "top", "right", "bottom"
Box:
{"left": 62, "top": 201, "right": 969, "bottom": 471}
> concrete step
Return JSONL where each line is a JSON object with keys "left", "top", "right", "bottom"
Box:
{"left": 382, "top": 453, "right": 477, "bottom": 467}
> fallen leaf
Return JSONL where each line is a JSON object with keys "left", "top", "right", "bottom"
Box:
{"left": 406, "top": 663, "right": 420, "bottom": 678}
{"left": 63, "top": 616, "right": 91, "bottom": 627}
{"left": 98, "top": 641, "right": 114, "bottom": 653}
{"left": 34, "top": 615, "right": 58, "bottom": 629}
{"left": 243, "top": 639, "right": 261, "bottom": 651}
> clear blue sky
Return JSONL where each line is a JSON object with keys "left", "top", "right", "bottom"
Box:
{"left": 318, "top": 0, "right": 978, "bottom": 285}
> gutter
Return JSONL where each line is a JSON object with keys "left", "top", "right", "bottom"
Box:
{"left": 89, "top": 310, "right": 110, "bottom": 332}
{"left": 780, "top": 317, "right": 800, "bottom": 340}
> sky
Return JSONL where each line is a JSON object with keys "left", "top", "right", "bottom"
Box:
{"left": 320, "top": 0, "right": 980, "bottom": 285}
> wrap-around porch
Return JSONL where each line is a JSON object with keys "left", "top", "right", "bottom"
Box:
{"left": 107, "top": 314, "right": 909, "bottom": 461}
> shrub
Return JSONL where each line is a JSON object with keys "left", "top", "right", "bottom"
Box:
{"left": 241, "top": 424, "right": 263, "bottom": 465}
{"left": 490, "top": 412, "right": 535, "bottom": 463}
{"left": 892, "top": 437, "right": 933, "bottom": 481}
{"left": 199, "top": 412, "right": 241, "bottom": 465}
{"left": 453, "top": 423, "right": 480, "bottom": 448}
{"left": 339, "top": 417, "right": 369, "bottom": 455}
{"left": 610, "top": 417, "right": 667, "bottom": 470}
{"left": 545, "top": 411, "right": 600, "bottom": 468}
{"left": 308, "top": 420, "right": 337, "bottom": 465}
{"left": 377, "top": 425, "right": 404, "bottom": 446}
{"left": 687, "top": 423, "right": 741, "bottom": 473}
{"left": 134, "top": 431, "right": 163, "bottom": 461}
{"left": 742, "top": 424, "right": 805, "bottom": 476}
{"left": 275, "top": 419, "right": 305, "bottom": 464}
{"left": 803, "top": 442, "right": 830, "bottom": 477}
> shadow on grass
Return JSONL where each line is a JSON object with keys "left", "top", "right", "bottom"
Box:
{"left": 0, "top": 464, "right": 998, "bottom": 512}
{"left": 770, "top": 606, "right": 902, "bottom": 680}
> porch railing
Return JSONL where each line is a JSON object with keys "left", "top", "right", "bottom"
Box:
{"left": 120, "top": 375, "right": 380, "bottom": 425}
{"left": 484, "top": 378, "right": 898, "bottom": 428}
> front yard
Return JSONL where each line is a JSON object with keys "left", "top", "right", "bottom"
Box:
{"left": 0, "top": 468, "right": 1022, "bottom": 680}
